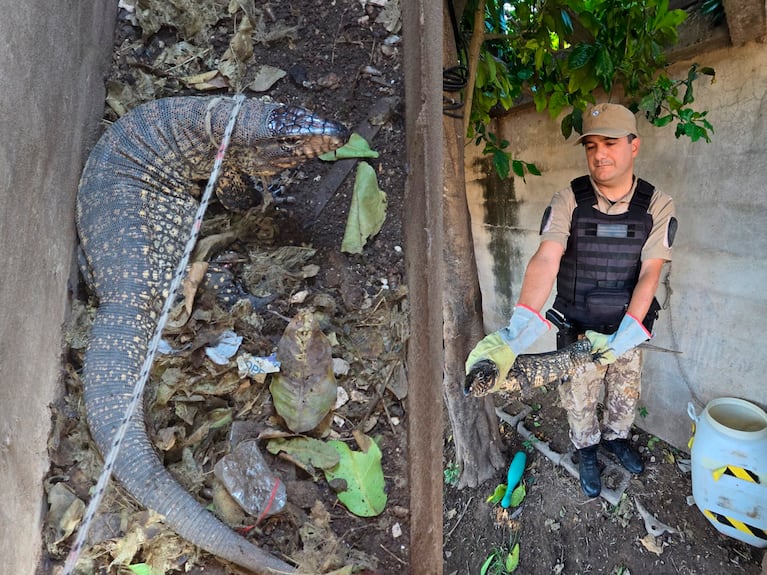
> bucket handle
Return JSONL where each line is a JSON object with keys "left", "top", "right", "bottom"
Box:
{"left": 687, "top": 402, "right": 699, "bottom": 423}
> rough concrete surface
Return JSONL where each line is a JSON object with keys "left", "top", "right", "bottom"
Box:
{"left": 0, "top": 1, "right": 116, "bottom": 573}
{"left": 467, "top": 42, "right": 767, "bottom": 451}
{"left": 403, "top": 0, "right": 445, "bottom": 572}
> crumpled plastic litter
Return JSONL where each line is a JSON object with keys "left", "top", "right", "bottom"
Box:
{"left": 237, "top": 352, "right": 281, "bottom": 377}
{"left": 214, "top": 440, "right": 286, "bottom": 521}
{"left": 205, "top": 330, "right": 243, "bottom": 365}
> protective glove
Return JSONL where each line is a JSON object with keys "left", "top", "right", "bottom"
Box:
{"left": 585, "top": 313, "right": 651, "bottom": 366}
{"left": 465, "top": 305, "right": 550, "bottom": 379}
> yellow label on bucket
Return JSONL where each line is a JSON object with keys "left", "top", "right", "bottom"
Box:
{"left": 712, "top": 465, "right": 760, "bottom": 483}
{"left": 703, "top": 509, "right": 767, "bottom": 542}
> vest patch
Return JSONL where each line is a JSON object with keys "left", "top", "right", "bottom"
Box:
{"left": 666, "top": 216, "right": 678, "bottom": 248}
{"left": 540, "top": 206, "right": 552, "bottom": 235}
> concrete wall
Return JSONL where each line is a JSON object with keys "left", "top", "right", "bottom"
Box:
{"left": 467, "top": 42, "right": 767, "bottom": 450}
{"left": 0, "top": 1, "right": 116, "bottom": 572}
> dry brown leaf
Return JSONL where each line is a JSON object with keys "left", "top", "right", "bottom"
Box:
{"left": 639, "top": 533, "right": 664, "bottom": 555}
{"left": 248, "top": 64, "right": 287, "bottom": 92}
{"left": 46, "top": 482, "right": 85, "bottom": 545}
{"left": 181, "top": 69, "right": 231, "bottom": 90}
{"left": 183, "top": 261, "right": 209, "bottom": 315}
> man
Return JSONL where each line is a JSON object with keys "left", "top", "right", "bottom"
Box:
{"left": 465, "top": 103, "right": 677, "bottom": 497}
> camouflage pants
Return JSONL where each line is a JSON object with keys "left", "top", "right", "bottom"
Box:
{"left": 558, "top": 347, "right": 642, "bottom": 450}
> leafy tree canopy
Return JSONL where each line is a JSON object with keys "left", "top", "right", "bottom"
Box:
{"left": 455, "top": 0, "right": 716, "bottom": 178}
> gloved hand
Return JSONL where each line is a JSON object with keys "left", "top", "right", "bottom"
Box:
{"left": 465, "top": 305, "right": 550, "bottom": 379}
{"left": 586, "top": 313, "right": 651, "bottom": 366}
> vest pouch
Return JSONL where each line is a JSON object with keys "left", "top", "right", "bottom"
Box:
{"left": 585, "top": 288, "right": 630, "bottom": 327}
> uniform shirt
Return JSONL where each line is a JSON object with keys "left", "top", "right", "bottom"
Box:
{"left": 540, "top": 176, "right": 675, "bottom": 262}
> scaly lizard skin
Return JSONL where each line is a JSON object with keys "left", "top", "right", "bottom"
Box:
{"left": 76, "top": 96, "right": 346, "bottom": 574}
{"left": 464, "top": 339, "right": 601, "bottom": 398}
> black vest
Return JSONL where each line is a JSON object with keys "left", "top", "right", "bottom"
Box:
{"left": 553, "top": 176, "right": 658, "bottom": 332}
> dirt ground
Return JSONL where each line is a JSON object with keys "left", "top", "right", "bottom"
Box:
{"left": 443, "top": 389, "right": 767, "bottom": 575}
{"left": 40, "top": 1, "right": 767, "bottom": 574}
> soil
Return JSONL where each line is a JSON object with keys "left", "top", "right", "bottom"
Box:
{"left": 443, "top": 390, "right": 767, "bottom": 575}
{"left": 39, "top": 1, "right": 767, "bottom": 574}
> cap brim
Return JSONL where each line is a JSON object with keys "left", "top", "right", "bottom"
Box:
{"left": 574, "top": 129, "right": 633, "bottom": 144}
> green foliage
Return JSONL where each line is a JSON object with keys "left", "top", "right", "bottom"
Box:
{"left": 474, "top": 122, "right": 541, "bottom": 181}
{"left": 481, "top": 539, "right": 520, "bottom": 574}
{"left": 521, "top": 435, "right": 540, "bottom": 452}
{"left": 444, "top": 461, "right": 461, "bottom": 486}
{"left": 461, "top": 0, "right": 716, "bottom": 177}
{"left": 487, "top": 481, "right": 526, "bottom": 506}
{"left": 323, "top": 433, "right": 388, "bottom": 517}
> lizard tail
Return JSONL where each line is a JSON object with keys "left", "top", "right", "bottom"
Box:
{"left": 83, "top": 302, "right": 295, "bottom": 574}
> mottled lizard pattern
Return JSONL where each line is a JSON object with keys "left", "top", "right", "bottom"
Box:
{"left": 76, "top": 96, "right": 346, "bottom": 574}
{"left": 464, "top": 339, "right": 602, "bottom": 398}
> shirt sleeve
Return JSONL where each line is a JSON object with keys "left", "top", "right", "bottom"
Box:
{"left": 643, "top": 189, "right": 675, "bottom": 262}
{"left": 539, "top": 187, "right": 575, "bottom": 249}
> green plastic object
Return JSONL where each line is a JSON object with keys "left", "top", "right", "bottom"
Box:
{"left": 501, "top": 451, "right": 527, "bottom": 508}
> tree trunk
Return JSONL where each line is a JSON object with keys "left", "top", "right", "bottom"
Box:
{"left": 442, "top": 4, "right": 505, "bottom": 488}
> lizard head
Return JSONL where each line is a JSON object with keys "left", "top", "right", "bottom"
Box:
{"left": 245, "top": 104, "right": 348, "bottom": 175}
{"left": 463, "top": 359, "right": 499, "bottom": 398}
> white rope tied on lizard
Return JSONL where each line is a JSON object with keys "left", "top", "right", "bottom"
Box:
{"left": 62, "top": 93, "right": 247, "bottom": 574}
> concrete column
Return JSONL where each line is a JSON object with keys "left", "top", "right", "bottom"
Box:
{"left": 403, "top": 0, "right": 444, "bottom": 571}
{"left": 0, "top": 1, "right": 116, "bottom": 572}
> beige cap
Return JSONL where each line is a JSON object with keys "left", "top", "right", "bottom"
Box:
{"left": 574, "top": 103, "right": 637, "bottom": 144}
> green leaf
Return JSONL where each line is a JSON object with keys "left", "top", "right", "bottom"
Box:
{"left": 683, "top": 82, "right": 694, "bottom": 105}
{"left": 506, "top": 543, "right": 520, "bottom": 572}
{"left": 509, "top": 482, "right": 526, "bottom": 507}
{"left": 512, "top": 159, "right": 525, "bottom": 179}
{"left": 487, "top": 483, "right": 507, "bottom": 504}
{"left": 209, "top": 407, "right": 233, "bottom": 429}
{"left": 494, "top": 150, "right": 510, "bottom": 180}
{"left": 548, "top": 90, "right": 569, "bottom": 119}
{"left": 324, "top": 432, "right": 387, "bottom": 517}
{"left": 560, "top": 8, "right": 573, "bottom": 34}
{"left": 526, "top": 162, "right": 541, "bottom": 176}
{"left": 341, "top": 161, "right": 387, "bottom": 254}
{"left": 652, "top": 114, "right": 674, "bottom": 127}
{"left": 319, "top": 133, "right": 379, "bottom": 161}
{"left": 568, "top": 44, "right": 594, "bottom": 70}
{"left": 266, "top": 437, "right": 340, "bottom": 471}
{"left": 594, "top": 47, "right": 614, "bottom": 89}
{"left": 480, "top": 554, "right": 494, "bottom": 575}
{"left": 560, "top": 113, "right": 573, "bottom": 139}
{"left": 533, "top": 89, "right": 548, "bottom": 113}
{"left": 516, "top": 68, "right": 534, "bottom": 81}
{"left": 128, "top": 565, "right": 157, "bottom": 575}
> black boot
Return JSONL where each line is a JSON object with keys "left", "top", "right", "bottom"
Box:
{"left": 602, "top": 438, "right": 645, "bottom": 474}
{"left": 577, "top": 445, "right": 601, "bottom": 497}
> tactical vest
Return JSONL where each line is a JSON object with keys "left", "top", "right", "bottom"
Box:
{"left": 553, "top": 176, "right": 659, "bottom": 333}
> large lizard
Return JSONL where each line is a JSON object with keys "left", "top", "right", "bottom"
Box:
{"left": 464, "top": 339, "right": 603, "bottom": 398}
{"left": 76, "top": 96, "right": 346, "bottom": 574}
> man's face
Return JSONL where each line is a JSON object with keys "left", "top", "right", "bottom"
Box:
{"left": 582, "top": 135, "right": 640, "bottom": 189}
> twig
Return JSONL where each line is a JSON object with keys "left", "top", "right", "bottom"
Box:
{"left": 379, "top": 543, "right": 407, "bottom": 566}
{"left": 445, "top": 496, "right": 474, "bottom": 540}
{"left": 462, "top": 0, "right": 486, "bottom": 136}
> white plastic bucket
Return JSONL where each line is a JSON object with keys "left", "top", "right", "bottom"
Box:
{"left": 688, "top": 398, "right": 767, "bottom": 547}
